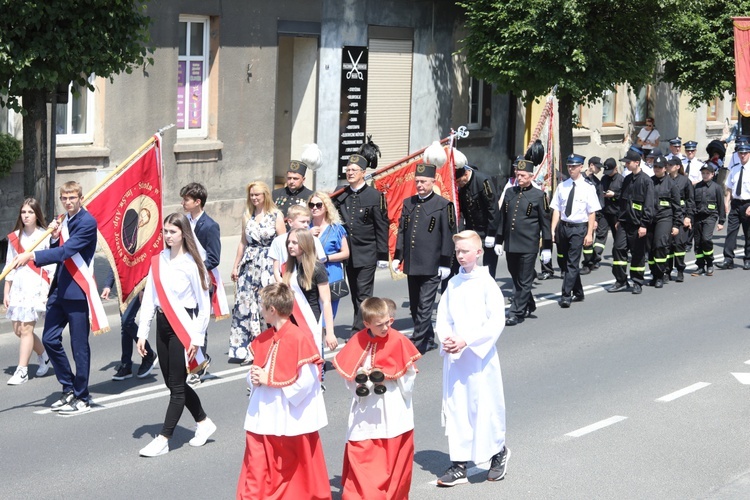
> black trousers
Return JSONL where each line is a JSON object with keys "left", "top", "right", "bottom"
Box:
{"left": 156, "top": 312, "right": 207, "bottom": 438}
{"left": 407, "top": 273, "right": 441, "bottom": 353}
{"left": 556, "top": 223, "right": 586, "bottom": 298}
{"left": 667, "top": 223, "right": 691, "bottom": 273}
{"left": 506, "top": 252, "right": 537, "bottom": 317}
{"left": 582, "top": 213, "right": 607, "bottom": 267}
{"left": 612, "top": 222, "right": 647, "bottom": 285}
{"left": 647, "top": 217, "right": 672, "bottom": 280}
{"left": 346, "top": 264, "right": 376, "bottom": 331}
{"left": 723, "top": 200, "right": 750, "bottom": 262}
{"left": 695, "top": 214, "right": 719, "bottom": 268}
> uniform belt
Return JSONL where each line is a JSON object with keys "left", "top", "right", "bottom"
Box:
{"left": 732, "top": 198, "right": 750, "bottom": 203}
{"left": 561, "top": 221, "right": 587, "bottom": 227}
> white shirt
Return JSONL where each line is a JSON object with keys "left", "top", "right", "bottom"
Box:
{"left": 637, "top": 127, "right": 660, "bottom": 148}
{"left": 684, "top": 158, "right": 703, "bottom": 184}
{"left": 726, "top": 159, "right": 750, "bottom": 200}
{"left": 268, "top": 233, "right": 325, "bottom": 264}
{"left": 137, "top": 250, "right": 210, "bottom": 345}
{"left": 551, "top": 177, "right": 601, "bottom": 223}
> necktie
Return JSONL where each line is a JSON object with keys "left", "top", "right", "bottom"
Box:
{"left": 737, "top": 167, "right": 744, "bottom": 197}
{"left": 685, "top": 159, "right": 690, "bottom": 175}
{"left": 565, "top": 182, "right": 576, "bottom": 217}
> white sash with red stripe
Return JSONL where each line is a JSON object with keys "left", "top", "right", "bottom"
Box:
{"left": 289, "top": 270, "right": 323, "bottom": 356}
{"left": 59, "top": 217, "right": 110, "bottom": 334}
{"left": 152, "top": 254, "right": 207, "bottom": 374}
{"left": 8, "top": 231, "right": 50, "bottom": 284}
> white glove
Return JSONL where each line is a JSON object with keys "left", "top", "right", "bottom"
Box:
{"left": 376, "top": 260, "right": 388, "bottom": 269}
{"left": 391, "top": 259, "right": 401, "bottom": 273}
{"left": 540, "top": 249, "right": 552, "bottom": 264}
{"left": 484, "top": 236, "right": 495, "bottom": 248}
{"left": 438, "top": 266, "right": 451, "bottom": 280}
{"left": 494, "top": 244, "right": 504, "bottom": 256}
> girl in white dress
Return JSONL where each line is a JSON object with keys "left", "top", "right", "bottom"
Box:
{"left": 4, "top": 198, "right": 54, "bottom": 385}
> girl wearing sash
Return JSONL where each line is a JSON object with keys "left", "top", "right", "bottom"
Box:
{"left": 4, "top": 198, "right": 53, "bottom": 385}
{"left": 136, "top": 213, "right": 216, "bottom": 457}
{"left": 282, "top": 228, "right": 338, "bottom": 356}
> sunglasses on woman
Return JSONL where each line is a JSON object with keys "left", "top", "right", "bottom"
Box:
{"left": 308, "top": 202, "right": 324, "bottom": 209}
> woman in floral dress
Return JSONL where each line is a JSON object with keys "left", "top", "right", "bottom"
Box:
{"left": 229, "top": 181, "right": 285, "bottom": 362}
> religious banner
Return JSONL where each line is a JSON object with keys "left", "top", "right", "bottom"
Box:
{"left": 85, "top": 135, "right": 164, "bottom": 312}
{"left": 734, "top": 17, "right": 750, "bottom": 117}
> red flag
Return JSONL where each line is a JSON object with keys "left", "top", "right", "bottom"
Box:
{"left": 734, "top": 17, "right": 750, "bottom": 117}
{"left": 85, "top": 135, "right": 164, "bottom": 312}
{"left": 374, "top": 145, "right": 458, "bottom": 265}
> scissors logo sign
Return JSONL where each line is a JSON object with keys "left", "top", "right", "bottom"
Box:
{"left": 346, "top": 50, "right": 364, "bottom": 80}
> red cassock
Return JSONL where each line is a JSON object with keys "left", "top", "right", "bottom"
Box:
{"left": 334, "top": 328, "right": 421, "bottom": 500}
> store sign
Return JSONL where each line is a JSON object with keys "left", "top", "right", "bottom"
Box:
{"left": 338, "top": 46, "right": 368, "bottom": 178}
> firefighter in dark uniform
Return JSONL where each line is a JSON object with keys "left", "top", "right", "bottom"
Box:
{"left": 455, "top": 163, "right": 499, "bottom": 277}
{"left": 581, "top": 156, "right": 606, "bottom": 274}
{"left": 691, "top": 162, "right": 726, "bottom": 276}
{"left": 599, "top": 157, "right": 624, "bottom": 256}
{"left": 494, "top": 159, "right": 552, "bottom": 326}
{"left": 550, "top": 154, "right": 601, "bottom": 307}
{"left": 718, "top": 138, "right": 750, "bottom": 270}
{"left": 666, "top": 156, "right": 695, "bottom": 282}
{"left": 272, "top": 160, "right": 314, "bottom": 217}
{"left": 392, "top": 162, "right": 456, "bottom": 353}
{"left": 609, "top": 150, "right": 655, "bottom": 294}
{"left": 333, "top": 153, "right": 390, "bottom": 331}
{"left": 647, "top": 156, "right": 682, "bottom": 288}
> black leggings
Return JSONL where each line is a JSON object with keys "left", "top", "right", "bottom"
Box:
{"left": 156, "top": 311, "right": 207, "bottom": 438}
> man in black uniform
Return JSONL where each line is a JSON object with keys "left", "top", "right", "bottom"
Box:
{"left": 272, "top": 160, "right": 314, "bottom": 216}
{"left": 581, "top": 157, "right": 605, "bottom": 274}
{"left": 647, "top": 156, "right": 682, "bottom": 289}
{"left": 333, "top": 153, "right": 390, "bottom": 331}
{"left": 393, "top": 163, "right": 456, "bottom": 353}
{"left": 455, "top": 163, "right": 499, "bottom": 277}
{"left": 609, "top": 150, "right": 655, "bottom": 294}
{"left": 718, "top": 138, "right": 750, "bottom": 270}
{"left": 494, "top": 160, "right": 552, "bottom": 326}
{"left": 692, "top": 162, "right": 726, "bottom": 276}
{"left": 599, "top": 157, "right": 624, "bottom": 257}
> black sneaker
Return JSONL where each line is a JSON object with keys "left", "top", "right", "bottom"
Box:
{"left": 50, "top": 391, "right": 74, "bottom": 411}
{"left": 58, "top": 397, "right": 91, "bottom": 415}
{"left": 137, "top": 352, "right": 157, "bottom": 378}
{"left": 676, "top": 271, "right": 684, "bottom": 282}
{"left": 112, "top": 364, "right": 133, "bottom": 381}
{"left": 487, "top": 447, "right": 510, "bottom": 481}
{"left": 608, "top": 281, "right": 628, "bottom": 293}
{"left": 437, "top": 463, "right": 468, "bottom": 487}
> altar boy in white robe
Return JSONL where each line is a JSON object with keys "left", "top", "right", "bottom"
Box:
{"left": 435, "top": 230, "right": 510, "bottom": 487}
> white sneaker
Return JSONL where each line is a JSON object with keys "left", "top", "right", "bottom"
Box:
{"left": 189, "top": 417, "right": 217, "bottom": 447}
{"left": 36, "top": 355, "right": 51, "bottom": 377}
{"left": 139, "top": 435, "right": 169, "bottom": 457}
{"left": 7, "top": 367, "right": 28, "bottom": 385}
{"left": 186, "top": 373, "right": 201, "bottom": 386}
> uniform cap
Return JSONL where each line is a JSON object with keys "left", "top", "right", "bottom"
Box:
{"left": 589, "top": 156, "right": 602, "bottom": 167}
{"left": 415, "top": 162, "right": 437, "bottom": 179}
{"left": 620, "top": 150, "right": 642, "bottom": 163}
{"left": 287, "top": 160, "right": 308, "bottom": 176}
{"left": 653, "top": 156, "right": 668, "bottom": 168}
{"left": 669, "top": 137, "right": 682, "bottom": 146}
{"left": 647, "top": 148, "right": 663, "bottom": 159}
{"left": 684, "top": 141, "right": 698, "bottom": 151}
{"left": 347, "top": 154, "right": 369, "bottom": 169}
{"left": 603, "top": 158, "right": 617, "bottom": 171}
{"left": 566, "top": 153, "right": 585, "bottom": 165}
{"left": 737, "top": 140, "right": 750, "bottom": 153}
{"left": 700, "top": 162, "right": 716, "bottom": 172}
{"left": 667, "top": 156, "right": 682, "bottom": 166}
{"left": 516, "top": 159, "right": 534, "bottom": 173}
{"left": 512, "top": 155, "right": 524, "bottom": 168}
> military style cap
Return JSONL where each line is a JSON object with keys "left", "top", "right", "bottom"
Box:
{"left": 603, "top": 158, "right": 617, "bottom": 171}
{"left": 653, "top": 156, "right": 668, "bottom": 168}
{"left": 512, "top": 155, "right": 524, "bottom": 168}
{"left": 700, "top": 162, "right": 716, "bottom": 172}
{"left": 415, "top": 162, "right": 437, "bottom": 179}
{"left": 737, "top": 141, "right": 750, "bottom": 153}
{"left": 647, "top": 148, "right": 663, "bottom": 159}
{"left": 667, "top": 156, "right": 682, "bottom": 166}
{"left": 516, "top": 159, "right": 534, "bottom": 173}
{"left": 287, "top": 160, "right": 308, "bottom": 176}
{"left": 620, "top": 150, "right": 642, "bottom": 163}
{"left": 589, "top": 156, "right": 602, "bottom": 167}
{"left": 669, "top": 137, "right": 682, "bottom": 146}
{"left": 347, "top": 154, "right": 369, "bottom": 169}
{"left": 684, "top": 141, "right": 698, "bottom": 151}
{"left": 566, "top": 153, "right": 585, "bottom": 165}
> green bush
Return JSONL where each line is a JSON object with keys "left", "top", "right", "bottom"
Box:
{"left": 0, "top": 133, "right": 21, "bottom": 178}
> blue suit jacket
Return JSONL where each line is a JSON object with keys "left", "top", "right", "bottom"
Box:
{"left": 193, "top": 212, "right": 220, "bottom": 271}
{"left": 35, "top": 208, "right": 98, "bottom": 301}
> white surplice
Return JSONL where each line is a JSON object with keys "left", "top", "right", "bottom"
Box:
{"left": 435, "top": 265, "right": 506, "bottom": 464}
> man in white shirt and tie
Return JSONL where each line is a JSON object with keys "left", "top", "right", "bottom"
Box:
{"left": 719, "top": 139, "right": 750, "bottom": 270}
{"left": 683, "top": 141, "right": 703, "bottom": 185}
{"left": 550, "top": 154, "right": 601, "bottom": 308}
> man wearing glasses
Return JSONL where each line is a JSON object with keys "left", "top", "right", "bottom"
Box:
{"left": 636, "top": 118, "right": 660, "bottom": 158}
{"left": 333, "top": 154, "right": 390, "bottom": 331}
{"left": 719, "top": 139, "right": 750, "bottom": 270}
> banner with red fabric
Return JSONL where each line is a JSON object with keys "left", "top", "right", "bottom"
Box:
{"left": 374, "top": 145, "right": 458, "bottom": 270}
{"left": 85, "top": 135, "right": 164, "bottom": 312}
{"left": 734, "top": 17, "right": 750, "bottom": 117}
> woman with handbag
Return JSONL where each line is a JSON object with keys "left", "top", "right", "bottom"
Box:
{"left": 308, "top": 191, "right": 349, "bottom": 318}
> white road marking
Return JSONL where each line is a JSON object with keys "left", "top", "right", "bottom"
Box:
{"left": 732, "top": 372, "right": 750, "bottom": 385}
{"left": 655, "top": 382, "right": 711, "bottom": 402}
{"left": 744, "top": 360, "right": 750, "bottom": 365}
{"left": 565, "top": 416, "right": 627, "bottom": 437}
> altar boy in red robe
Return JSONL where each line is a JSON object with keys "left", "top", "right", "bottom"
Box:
{"left": 236, "top": 283, "right": 331, "bottom": 500}
{"left": 333, "top": 297, "right": 421, "bottom": 500}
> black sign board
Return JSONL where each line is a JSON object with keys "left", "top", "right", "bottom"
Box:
{"left": 338, "top": 46, "right": 368, "bottom": 179}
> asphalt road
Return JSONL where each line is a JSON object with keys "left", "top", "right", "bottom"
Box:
{"left": 2, "top": 241, "right": 750, "bottom": 499}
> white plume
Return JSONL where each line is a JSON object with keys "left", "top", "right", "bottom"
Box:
{"left": 300, "top": 143, "right": 323, "bottom": 171}
{"left": 424, "top": 141, "right": 447, "bottom": 166}
{"left": 452, "top": 148, "right": 467, "bottom": 169}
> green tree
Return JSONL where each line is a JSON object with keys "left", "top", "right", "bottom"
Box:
{"left": 661, "top": 0, "right": 750, "bottom": 108}
{"left": 457, "top": 0, "right": 672, "bottom": 171}
{"left": 0, "top": 0, "right": 152, "bottom": 200}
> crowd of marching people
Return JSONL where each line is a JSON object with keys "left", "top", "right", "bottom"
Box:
{"left": 2, "top": 123, "right": 747, "bottom": 498}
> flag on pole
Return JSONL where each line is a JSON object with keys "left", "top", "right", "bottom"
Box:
{"left": 85, "top": 135, "right": 164, "bottom": 312}
{"left": 734, "top": 17, "right": 750, "bottom": 117}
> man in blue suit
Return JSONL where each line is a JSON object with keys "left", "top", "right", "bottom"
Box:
{"left": 14, "top": 181, "right": 101, "bottom": 414}
{"left": 181, "top": 182, "right": 221, "bottom": 384}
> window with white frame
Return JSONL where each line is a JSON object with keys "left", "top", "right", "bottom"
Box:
{"left": 177, "top": 16, "right": 209, "bottom": 139}
{"left": 602, "top": 89, "right": 616, "bottom": 126}
{"left": 56, "top": 75, "right": 95, "bottom": 145}
{"left": 468, "top": 77, "right": 484, "bottom": 129}
{"left": 634, "top": 85, "right": 653, "bottom": 125}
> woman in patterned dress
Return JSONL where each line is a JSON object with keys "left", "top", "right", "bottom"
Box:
{"left": 229, "top": 181, "right": 285, "bottom": 362}
{"left": 308, "top": 191, "right": 349, "bottom": 318}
